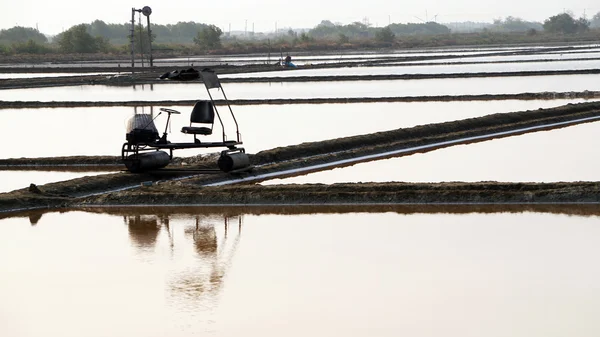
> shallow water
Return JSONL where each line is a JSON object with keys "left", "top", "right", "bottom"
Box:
{"left": 132, "top": 49, "right": 514, "bottom": 67}
{"left": 1, "top": 209, "right": 599, "bottom": 337}
{"left": 406, "top": 51, "right": 600, "bottom": 64}
{"left": 1, "top": 74, "right": 599, "bottom": 101}
{"left": 223, "top": 59, "right": 600, "bottom": 78}
{"left": 0, "top": 100, "right": 586, "bottom": 159}
{"left": 263, "top": 121, "right": 600, "bottom": 184}
{"left": 155, "top": 45, "right": 600, "bottom": 65}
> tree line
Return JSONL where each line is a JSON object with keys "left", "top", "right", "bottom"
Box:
{"left": 0, "top": 12, "right": 598, "bottom": 55}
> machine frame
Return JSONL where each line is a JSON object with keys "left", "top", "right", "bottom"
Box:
{"left": 121, "top": 69, "right": 249, "bottom": 173}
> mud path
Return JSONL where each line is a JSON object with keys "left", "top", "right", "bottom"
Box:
{"left": 81, "top": 181, "right": 600, "bottom": 207}
{"left": 3, "top": 68, "right": 600, "bottom": 90}
{"left": 0, "top": 155, "right": 212, "bottom": 170}
{"left": 2, "top": 101, "right": 600, "bottom": 213}
{"left": 219, "top": 69, "right": 600, "bottom": 83}
{"left": 2, "top": 91, "right": 599, "bottom": 110}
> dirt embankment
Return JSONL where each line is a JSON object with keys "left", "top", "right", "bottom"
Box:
{"left": 79, "top": 181, "right": 600, "bottom": 206}
{"left": 5, "top": 68, "right": 600, "bottom": 91}
{"left": 2, "top": 101, "right": 600, "bottom": 213}
{"left": 0, "top": 155, "right": 213, "bottom": 170}
{"left": 2, "top": 91, "right": 600, "bottom": 110}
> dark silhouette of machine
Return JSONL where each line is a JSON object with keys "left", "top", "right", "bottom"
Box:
{"left": 122, "top": 69, "right": 250, "bottom": 173}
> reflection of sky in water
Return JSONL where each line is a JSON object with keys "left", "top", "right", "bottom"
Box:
{"left": 405, "top": 51, "right": 600, "bottom": 64}
{"left": 0, "top": 100, "right": 588, "bottom": 159}
{"left": 223, "top": 58, "right": 600, "bottom": 78}
{"left": 1, "top": 210, "right": 599, "bottom": 337}
{"left": 1, "top": 74, "right": 599, "bottom": 101}
{"left": 263, "top": 121, "right": 600, "bottom": 184}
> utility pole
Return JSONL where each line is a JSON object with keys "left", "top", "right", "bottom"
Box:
{"left": 142, "top": 6, "right": 153, "bottom": 67}
{"left": 138, "top": 11, "right": 144, "bottom": 67}
{"left": 130, "top": 8, "right": 135, "bottom": 69}
{"left": 130, "top": 6, "right": 153, "bottom": 69}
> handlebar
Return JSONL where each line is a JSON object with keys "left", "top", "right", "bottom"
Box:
{"left": 159, "top": 108, "right": 181, "bottom": 114}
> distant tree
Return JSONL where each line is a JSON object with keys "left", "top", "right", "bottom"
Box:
{"left": 88, "top": 20, "right": 111, "bottom": 38}
{"left": 193, "top": 24, "right": 223, "bottom": 49}
{"left": 0, "top": 26, "right": 47, "bottom": 43}
{"left": 85, "top": 20, "right": 210, "bottom": 45}
{"left": 590, "top": 12, "right": 600, "bottom": 28}
{"left": 491, "top": 16, "right": 542, "bottom": 32}
{"left": 338, "top": 33, "right": 349, "bottom": 44}
{"left": 310, "top": 21, "right": 339, "bottom": 39}
{"left": 11, "top": 39, "right": 52, "bottom": 54}
{"left": 576, "top": 17, "right": 591, "bottom": 32}
{"left": 543, "top": 13, "right": 589, "bottom": 33}
{"left": 526, "top": 28, "right": 538, "bottom": 36}
{"left": 177, "top": 22, "right": 209, "bottom": 40}
{"left": 388, "top": 22, "right": 450, "bottom": 35}
{"left": 56, "top": 24, "right": 100, "bottom": 53}
{"left": 131, "top": 24, "right": 155, "bottom": 53}
{"left": 346, "top": 21, "right": 370, "bottom": 38}
{"left": 299, "top": 32, "right": 311, "bottom": 43}
{"left": 319, "top": 20, "right": 336, "bottom": 27}
{"left": 375, "top": 27, "right": 395, "bottom": 43}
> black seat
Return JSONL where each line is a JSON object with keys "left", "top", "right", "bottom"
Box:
{"left": 181, "top": 101, "right": 215, "bottom": 141}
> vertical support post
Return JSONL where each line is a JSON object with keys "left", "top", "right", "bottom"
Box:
{"left": 138, "top": 12, "right": 145, "bottom": 68}
{"left": 146, "top": 15, "right": 153, "bottom": 67}
{"left": 130, "top": 8, "right": 135, "bottom": 70}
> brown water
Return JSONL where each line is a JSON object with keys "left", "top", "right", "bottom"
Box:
{"left": 1, "top": 207, "right": 599, "bottom": 337}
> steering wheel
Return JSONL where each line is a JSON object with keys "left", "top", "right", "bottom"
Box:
{"left": 160, "top": 108, "right": 181, "bottom": 114}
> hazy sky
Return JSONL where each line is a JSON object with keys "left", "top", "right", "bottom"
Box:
{"left": 2, "top": 0, "right": 599, "bottom": 35}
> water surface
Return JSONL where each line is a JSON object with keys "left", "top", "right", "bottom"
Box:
{"left": 1, "top": 209, "right": 599, "bottom": 337}
{"left": 223, "top": 59, "right": 600, "bottom": 78}
{"left": 0, "top": 100, "right": 586, "bottom": 158}
{"left": 1, "top": 74, "right": 598, "bottom": 101}
{"left": 264, "top": 121, "right": 600, "bottom": 184}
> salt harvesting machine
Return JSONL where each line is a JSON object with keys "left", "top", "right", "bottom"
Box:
{"left": 121, "top": 69, "right": 250, "bottom": 173}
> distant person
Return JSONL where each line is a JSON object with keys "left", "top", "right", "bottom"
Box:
{"left": 284, "top": 54, "right": 297, "bottom": 68}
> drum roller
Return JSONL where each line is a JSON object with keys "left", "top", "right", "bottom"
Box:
{"left": 124, "top": 151, "right": 171, "bottom": 173}
{"left": 217, "top": 149, "right": 250, "bottom": 172}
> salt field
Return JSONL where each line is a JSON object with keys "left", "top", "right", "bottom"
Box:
{"left": 2, "top": 43, "right": 600, "bottom": 337}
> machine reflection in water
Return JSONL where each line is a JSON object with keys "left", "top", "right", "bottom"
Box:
{"left": 124, "top": 212, "right": 242, "bottom": 306}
